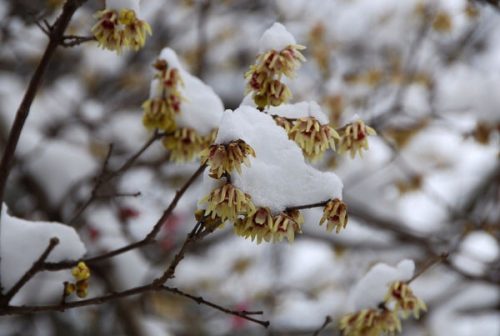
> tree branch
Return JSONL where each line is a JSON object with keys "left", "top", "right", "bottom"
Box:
{"left": 44, "top": 164, "right": 207, "bottom": 271}
{"left": 0, "top": 237, "right": 59, "bottom": 306}
{"left": 0, "top": 0, "right": 88, "bottom": 296}
{"left": 162, "top": 286, "right": 270, "bottom": 328}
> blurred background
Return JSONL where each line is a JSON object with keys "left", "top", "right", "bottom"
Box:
{"left": 0, "top": 0, "right": 499, "bottom": 335}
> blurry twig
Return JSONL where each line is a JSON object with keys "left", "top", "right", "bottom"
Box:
{"left": 68, "top": 130, "right": 166, "bottom": 225}
{"left": 312, "top": 315, "right": 332, "bottom": 336}
{"left": 61, "top": 35, "right": 96, "bottom": 47}
{"left": 44, "top": 163, "right": 207, "bottom": 271}
{"left": 0, "top": 0, "right": 88, "bottom": 300}
{"left": 0, "top": 238, "right": 59, "bottom": 306}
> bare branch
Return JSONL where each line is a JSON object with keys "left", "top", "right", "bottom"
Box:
{"left": 162, "top": 286, "right": 270, "bottom": 328}
{"left": 1, "top": 238, "right": 59, "bottom": 306}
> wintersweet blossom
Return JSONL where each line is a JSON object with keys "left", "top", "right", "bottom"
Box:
{"left": 289, "top": 117, "right": 339, "bottom": 160}
{"left": 340, "top": 309, "right": 401, "bottom": 336}
{"left": 320, "top": 198, "right": 348, "bottom": 233}
{"left": 142, "top": 60, "right": 184, "bottom": 132}
{"left": 92, "top": 6, "right": 151, "bottom": 53}
{"left": 271, "top": 209, "right": 304, "bottom": 243}
{"left": 67, "top": 262, "right": 91, "bottom": 298}
{"left": 162, "top": 128, "right": 215, "bottom": 162}
{"left": 337, "top": 119, "right": 377, "bottom": 158}
{"left": 234, "top": 207, "right": 274, "bottom": 244}
{"left": 201, "top": 139, "right": 256, "bottom": 179}
{"left": 245, "top": 24, "right": 305, "bottom": 109}
{"left": 200, "top": 183, "right": 255, "bottom": 222}
{"left": 385, "top": 281, "right": 427, "bottom": 318}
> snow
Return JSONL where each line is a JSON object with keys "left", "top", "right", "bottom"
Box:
{"left": 459, "top": 231, "right": 499, "bottom": 263}
{"left": 203, "top": 106, "right": 343, "bottom": 213}
{"left": 150, "top": 48, "right": 224, "bottom": 135}
{"left": 347, "top": 259, "right": 415, "bottom": 311}
{"left": 107, "top": 0, "right": 140, "bottom": 14}
{"left": 258, "top": 23, "right": 297, "bottom": 53}
{"left": 0, "top": 205, "right": 86, "bottom": 293}
{"left": 269, "top": 101, "right": 329, "bottom": 124}
{"left": 25, "top": 140, "right": 99, "bottom": 206}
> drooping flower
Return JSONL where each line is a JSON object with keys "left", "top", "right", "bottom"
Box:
{"left": 142, "top": 60, "right": 184, "bottom": 132}
{"left": 270, "top": 209, "right": 304, "bottom": 243}
{"left": 340, "top": 308, "right": 401, "bottom": 336}
{"left": 200, "top": 184, "right": 255, "bottom": 222}
{"left": 201, "top": 139, "right": 256, "bottom": 179}
{"left": 385, "top": 281, "right": 427, "bottom": 319}
{"left": 337, "top": 119, "right": 377, "bottom": 158}
{"left": 162, "top": 128, "right": 206, "bottom": 162}
{"left": 320, "top": 198, "right": 348, "bottom": 233}
{"left": 234, "top": 207, "right": 274, "bottom": 244}
{"left": 92, "top": 5, "right": 152, "bottom": 53}
{"left": 245, "top": 42, "right": 305, "bottom": 109}
{"left": 289, "top": 117, "right": 339, "bottom": 160}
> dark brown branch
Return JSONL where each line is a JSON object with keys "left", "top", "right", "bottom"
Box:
{"left": 0, "top": 0, "right": 88, "bottom": 297}
{"left": 162, "top": 286, "right": 269, "bottom": 328}
{"left": 286, "top": 200, "right": 328, "bottom": 212}
{"left": 1, "top": 237, "right": 59, "bottom": 306}
{"left": 408, "top": 253, "right": 449, "bottom": 283}
{"left": 312, "top": 315, "right": 332, "bottom": 336}
{"left": 61, "top": 35, "right": 96, "bottom": 47}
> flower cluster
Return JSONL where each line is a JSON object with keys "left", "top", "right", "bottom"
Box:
{"left": 320, "top": 198, "right": 348, "bottom": 233}
{"left": 385, "top": 281, "right": 427, "bottom": 318}
{"left": 163, "top": 128, "right": 216, "bottom": 162}
{"left": 234, "top": 208, "right": 304, "bottom": 244}
{"left": 201, "top": 139, "right": 256, "bottom": 179}
{"left": 92, "top": 6, "right": 151, "bottom": 53}
{"left": 337, "top": 119, "right": 377, "bottom": 158}
{"left": 340, "top": 281, "right": 426, "bottom": 335}
{"left": 200, "top": 183, "right": 255, "bottom": 222}
{"left": 245, "top": 44, "right": 305, "bottom": 109}
{"left": 289, "top": 117, "right": 339, "bottom": 160}
{"left": 340, "top": 308, "right": 401, "bottom": 336}
{"left": 64, "top": 261, "right": 91, "bottom": 298}
{"left": 143, "top": 60, "right": 184, "bottom": 132}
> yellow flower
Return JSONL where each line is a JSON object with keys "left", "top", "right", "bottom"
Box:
{"left": 142, "top": 99, "right": 177, "bottom": 131}
{"left": 142, "top": 60, "right": 185, "bottom": 132}
{"left": 320, "top": 198, "right": 348, "bottom": 233}
{"left": 163, "top": 128, "right": 209, "bottom": 162}
{"left": 201, "top": 139, "right": 256, "bottom": 179}
{"left": 92, "top": 7, "right": 152, "bottom": 53}
{"left": 273, "top": 116, "right": 293, "bottom": 133}
{"left": 200, "top": 183, "right": 255, "bottom": 222}
{"left": 234, "top": 207, "right": 274, "bottom": 244}
{"left": 340, "top": 309, "right": 401, "bottom": 336}
{"left": 71, "top": 262, "right": 90, "bottom": 282}
{"left": 289, "top": 117, "right": 339, "bottom": 160}
{"left": 338, "top": 120, "right": 376, "bottom": 158}
{"left": 385, "top": 282, "right": 427, "bottom": 319}
{"left": 76, "top": 280, "right": 89, "bottom": 298}
{"left": 245, "top": 44, "right": 305, "bottom": 109}
{"left": 271, "top": 209, "right": 304, "bottom": 243}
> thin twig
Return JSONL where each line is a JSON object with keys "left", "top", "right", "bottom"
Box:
{"left": 286, "top": 200, "right": 329, "bottom": 212}
{"left": 162, "top": 286, "right": 270, "bottom": 328}
{"left": 1, "top": 238, "right": 59, "bottom": 305}
{"left": 312, "top": 315, "right": 332, "bottom": 336}
{"left": 61, "top": 35, "right": 96, "bottom": 47}
{"left": 68, "top": 131, "right": 164, "bottom": 225}
{"left": 44, "top": 164, "right": 207, "bottom": 271}
{"left": 0, "top": 0, "right": 88, "bottom": 297}
{"left": 408, "top": 253, "right": 449, "bottom": 283}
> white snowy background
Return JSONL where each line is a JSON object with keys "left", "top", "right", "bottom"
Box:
{"left": 0, "top": 0, "right": 498, "bottom": 335}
